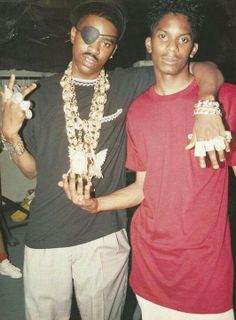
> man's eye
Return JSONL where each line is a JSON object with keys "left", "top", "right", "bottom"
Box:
{"left": 103, "top": 41, "right": 112, "bottom": 48}
{"left": 158, "top": 34, "right": 167, "bottom": 40}
{"left": 179, "top": 37, "right": 189, "bottom": 44}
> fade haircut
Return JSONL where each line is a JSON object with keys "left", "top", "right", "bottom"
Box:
{"left": 70, "top": 0, "right": 127, "bottom": 41}
{"left": 147, "top": 0, "right": 205, "bottom": 41}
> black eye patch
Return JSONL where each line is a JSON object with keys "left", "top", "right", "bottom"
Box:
{"left": 79, "top": 26, "right": 100, "bottom": 44}
{"left": 76, "top": 26, "right": 117, "bottom": 45}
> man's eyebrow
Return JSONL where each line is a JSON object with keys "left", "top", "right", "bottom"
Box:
{"left": 100, "top": 34, "right": 117, "bottom": 43}
{"left": 156, "top": 28, "right": 193, "bottom": 38}
{"left": 100, "top": 34, "right": 117, "bottom": 39}
{"left": 179, "top": 33, "right": 192, "bottom": 37}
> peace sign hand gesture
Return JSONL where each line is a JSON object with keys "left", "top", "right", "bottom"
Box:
{"left": 1, "top": 74, "right": 37, "bottom": 143}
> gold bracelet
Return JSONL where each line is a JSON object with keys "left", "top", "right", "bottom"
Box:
{"left": 1, "top": 133, "right": 25, "bottom": 157}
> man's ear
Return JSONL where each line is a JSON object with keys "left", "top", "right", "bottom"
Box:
{"left": 70, "top": 26, "right": 77, "bottom": 44}
{"left": 145, "top": 37, "right": 152, "bottom": 54}
{"left": 190, "top": 43, "right": 198, "bottom": 58}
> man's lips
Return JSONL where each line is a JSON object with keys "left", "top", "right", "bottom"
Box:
{"left": 82, "top": 53, "right": 98, "bottom": 66}
{"left": 162, "top": 56, "right": 179, "bottom": 64}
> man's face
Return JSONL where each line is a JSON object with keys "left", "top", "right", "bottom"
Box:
{"left": 146, "top": 13, "right": 198, "bottom": 76}
{"left": 71, "top": 14, "right": 118, "bottom": 79}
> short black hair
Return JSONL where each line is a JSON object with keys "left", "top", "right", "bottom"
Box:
{"left": 147, "top": 0, "right": 205, "bottom": 40}
{"left": 70, "top": 0, "right": 127, "bottom": 41}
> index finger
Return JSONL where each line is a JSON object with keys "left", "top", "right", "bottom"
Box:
{"left": 7, "top": 74, "right": 16, "bottom": 91}
{"left": 0, "top": 75, "right": 15, "bottom": 101}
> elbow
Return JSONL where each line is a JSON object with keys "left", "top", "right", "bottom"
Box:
{"left": 217, "top": 70, "right": 224, "bottom": 87}
{"left": 206, "top": 61, "right": 224, "bottom": 86}
{"left": 24, "top": 170, "right": 37, "bottom": 180}
{"left": 136, "top": 191, "right": 144, "bottom": 206}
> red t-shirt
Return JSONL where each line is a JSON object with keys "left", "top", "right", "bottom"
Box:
{"left": 126, "top": 81, "right": 236, "bottom": 314}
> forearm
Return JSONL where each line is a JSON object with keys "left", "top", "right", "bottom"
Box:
{"left": 59, "top": 171, "right": 146, "bottom": 214}
{"left": 190, "top": 61, "right": 224, "bottom": 100}
{"left": 11, "top": 151, "right": 37, "bottom": 179}
{"left": 2, "top": 134, "right": 36, "bottom": 179}
{"left": 97, "top": 182, "right": 144, "bottom": 212}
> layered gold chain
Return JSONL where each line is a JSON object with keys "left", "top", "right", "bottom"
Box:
{"left": 60, "top": 61, "right": 110, "bottom": 181}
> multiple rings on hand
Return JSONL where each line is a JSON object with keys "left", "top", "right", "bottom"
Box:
{"left": 19, "top": 101, "right": 32, "bottom": 119}
{"left": 11, "top": 91, "right": 23, "bottom": 104}
{"left": 4, "top": 84, "right": 32, "bottom": 119}
{"left": 77, "top": 195, "right": 84, "bottom": 202}
{"left": 188, "top": 131, "right": 232, "bottom": 157}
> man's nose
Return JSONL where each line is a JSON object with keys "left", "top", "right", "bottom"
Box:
{"left": 87, "top": 39, "right": 100, "bottom": 55}
{"left": 167, "top": 39, "right": 178, "bottom": 51}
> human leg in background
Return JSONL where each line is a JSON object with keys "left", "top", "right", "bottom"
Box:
{"left": 0, "top": 230, "right": 22, "bottom": 279}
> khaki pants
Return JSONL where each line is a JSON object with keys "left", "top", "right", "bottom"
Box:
{"left": 24, "top": 229, "right": 130, "bottom": 320}
{"left": 137, "top": 295, "right": 234, "bottom": 320}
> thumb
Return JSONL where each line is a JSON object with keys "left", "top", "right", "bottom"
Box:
{"left": 185, "top": 132, "right": 196, "bottom": 150}
{"left": 185, "top": 140, "right": 195, "bottom": 150}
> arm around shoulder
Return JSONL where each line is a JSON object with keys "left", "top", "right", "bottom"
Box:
{"left": 190, "top": 61, "right": 224, "bottom": 100}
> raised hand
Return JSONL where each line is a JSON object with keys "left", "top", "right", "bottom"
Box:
{"left": 1, "top": 74, "right": 37, "bottom": 142}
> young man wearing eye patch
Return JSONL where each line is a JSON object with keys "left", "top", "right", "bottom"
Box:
{"left": 0, "top": 0, "right": 230, "bottom": 319}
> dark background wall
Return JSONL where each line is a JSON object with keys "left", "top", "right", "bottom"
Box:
{"left": 195, "top": 0, "right": 236, "bottom": 82}
{"left": 0, "top": 0, "right": 235, "bottom": 81}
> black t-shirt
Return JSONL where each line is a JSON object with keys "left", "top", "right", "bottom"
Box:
{"left": 23, "top": 66, "right": 154, "bottom": 248}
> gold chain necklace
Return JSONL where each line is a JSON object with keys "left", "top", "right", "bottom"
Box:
{"left": 60, "top": 61, "right": 110, "bottom": 182}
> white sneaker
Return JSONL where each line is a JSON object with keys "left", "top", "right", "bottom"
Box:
{"left": 0, "top": 259, "right": 22, "bottom": 279}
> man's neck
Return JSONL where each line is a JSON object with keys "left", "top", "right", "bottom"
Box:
{"left": 154, "top": 70, "right": 194, "bottom": 96}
